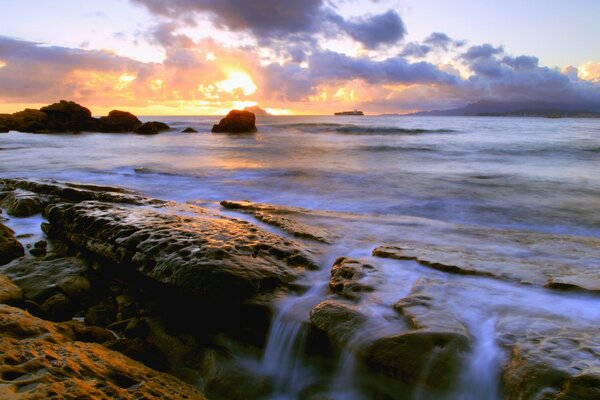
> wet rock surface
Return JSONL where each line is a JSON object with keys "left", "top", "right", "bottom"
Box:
{"left": 0, "top": 304, "right": 205, "bottom": 399}
{"left": 44, "top": 201, "right": 318, "bottom": 305}
{"left": 1, "top": 189, "right": 47, "bottom": 217}
{"left": 0, "top": 274, "right": 22, "bottom": 305}
{"left": 329, "top": 257, "right": 377, "bottom": 300}
{"left": 221, "top": 200, "right": 335, "bottom": 243}
{"left": 212, "top": 110, "right": 257, "bottom": 133}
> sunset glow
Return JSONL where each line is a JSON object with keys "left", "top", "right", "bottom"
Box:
{"left": 0, "top": 1, "right": 599, "bottom": 115}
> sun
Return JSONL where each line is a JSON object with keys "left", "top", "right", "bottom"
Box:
{"left": 216, "top": 71, "right": 257, "bottom": 96}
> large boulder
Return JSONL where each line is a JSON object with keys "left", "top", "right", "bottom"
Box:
{"left": 3, "top": 109, "right": 48, "bottom": 132}
{"left": 98, "top": 110, "right": 142, "bottom": 132}
{"left": 212, "top": 110, "right": 256, "bottom": 133}
{"left": 0, "top": 304, "right": 206, "bottom": 399}
{"left": 0, "top": 223, "right": 24, "bottom": 266}
{"left": 39, "top": 100, "right": 99, "bottom": 132}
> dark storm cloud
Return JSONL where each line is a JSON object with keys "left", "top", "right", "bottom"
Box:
{"left": 335, "top": 10, "right": 406, "bottom": 49}
{"left": 131, "top": 0, "right": 325, "bottom": 38}
{"left": 132, "top": 0, "right": 405, "bottom": 49}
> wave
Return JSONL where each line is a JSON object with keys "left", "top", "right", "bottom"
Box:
{"left": 358, "top": 145, "right": 435, "bottom": 152}
{"left": 271, "top": 123, "right": 456, "bottom": 135}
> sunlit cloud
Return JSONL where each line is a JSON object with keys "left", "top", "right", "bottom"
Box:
{"left": 578, "top": 62, "right": 600, "bottom": 83}
{"left": 216, "top": 71, "right": 257, "bottom": 96}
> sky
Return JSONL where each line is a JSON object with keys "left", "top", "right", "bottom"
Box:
{"left": 0, "top": 0, "right": 599, "bottom": 115}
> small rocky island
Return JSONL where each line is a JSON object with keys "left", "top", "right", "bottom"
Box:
{"left": 0, "top": 100, "right": 170, "bottom": 134}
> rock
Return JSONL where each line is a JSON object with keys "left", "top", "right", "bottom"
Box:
{"left": 39, "top": 100, "right": 99, "bottom": 132}
{"left": 57, "top": 275, "right": 91, "bottom": 298}
{"left": 124, "top": 318, "right": 150, "bottom": 339}
{"left": 2, "top": 108, "right": 48, "bottom": 132}
{"left": 0, "top": 274, "right": 22, "bottom": 304}
{"left": 98, "top": 110, "right": 142, "bottom": 132}
{"left": 29, "top": 240, "right": 47, "bottom": 257}
{"left": 39, "top": 292, "right": 72, "bottom": 321}
{"left": 243, "top": 105, "right": 270, "bottom": 116}
{"left": 0, "top": 223, "right": 24, "bottom": 266}
{"left": 498, "top": 317, "right": 600, "bottom": 400}
{"left": 0, "top": 189, "right": 46, "bottom": 216}
{"left": 363, "top": 331, "right": 469, "bottom": 389}
{"left": 0, "top": 177, "right": 160, "bottom": 206}
{"left": 44, "top": 200, "right": 318, "bottom": 309}
{"left": 309, "top": 300, "right": 367, "bottom": 346}
{"left": 85, "top": 298, "right": 117, "bottom": 327}
{"left": 372, "top": 228, "right": 600, "bottom": 294}
{"left": 0, "top": 304, "right": 206, "bottom": 399}
{"left": 329, "top": 257, "right": 377, "bottom": 300}
{"left": 221, "top": 200, "right": 334, "bottom": 243}
{"left": 105, "top": 337, "right": 169, "bottom": 371}
{"left": 182, "top": 127, "right": 197, "bottom": 133}
{"left": 61, "top": 319, "right": 115, "bottom": 343}
{"left": 211, "top": 110, "right": 256, "bottom": 133}
{"left": 0, "top": 257, "right": 88, "bottom": 303}
{"left": 134, "top": 121, "right": 170, "bottom": 135}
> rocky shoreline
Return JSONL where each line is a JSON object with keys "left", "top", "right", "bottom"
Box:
{"left": 1, "top": 178, "right": 600, "bottom": 399}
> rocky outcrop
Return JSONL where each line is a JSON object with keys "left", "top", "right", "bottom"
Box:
{"left": 134, "top": 121, "right": 171, "bottom": 135}
{"left": 44, "top": 201, "right": 317, "bottom": 303}
{"left": 39, "top": 100, "right": 99, "bottom": 132}
{"left": 329, "top": 257, "right": 377, "bottom": 300}
{"left": 0, "top": 304, "right": 205, "bottom": 399}
{"left": 212, "top": 110, "right": 256, "bottom": 133}
{"left": 0, "top": 223, "right": 24, "bottom": 266}
{"left": 182, "top": 127, "right": 197, "bottom": 133}
{"left": 98, "top": 110, "right": 142, "bottom": 132}
{"left": 310, "top": 300, "right": 367, "bottom": 345}
{"left": 0, "top": 100, "right": 170, "bottom": 134}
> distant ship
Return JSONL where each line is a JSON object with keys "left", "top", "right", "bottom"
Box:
{"left": 334, "top": 110, "right": 364, "bottom": 116}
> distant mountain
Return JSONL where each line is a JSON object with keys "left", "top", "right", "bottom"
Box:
{"left": 243, "top": 105, "right": 270, "bottom": 116}
{"left": 409, "top": 100, "right": 600, "bottom": 117}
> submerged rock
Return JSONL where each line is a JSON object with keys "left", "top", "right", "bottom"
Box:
{"left": 0, "top": 223, "right": 24, "bottom": 266}
{"left": 0, "top": 304, "right": 205, "bottom": 399}
{"left": 212, "top": 110, "right": 256, "bottom": 133}
{"left": 135, "top": 121, "right": 170, "bottom": 135}
{"left": 98, "top": 110, "right": 142, "bottom": 132}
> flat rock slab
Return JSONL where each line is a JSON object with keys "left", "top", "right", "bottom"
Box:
{"left": 221, "top": 200, "right": 336, "bottom": 243}
{"left": 373, "top": 227, "right": 600, "bottom": 293}
{"left": 0, "top": 304, "right": 205, "bottom": 399}
{"left": 44, "top": 201, "right": 319, "bottom": 305}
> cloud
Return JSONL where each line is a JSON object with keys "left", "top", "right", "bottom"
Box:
{"left": 400, "top": 42, "right": 431, "bottom": 58}
{"left": 336, "top": 10, "right": 406, "bottom": 49}
{"left": 424, "top": 32, "right": 464, "bottom": 50}
{"left": 462, "top": 44, "right": 504, "bottom": 61}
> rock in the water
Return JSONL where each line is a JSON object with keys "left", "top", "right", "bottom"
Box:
{"left": 1, "top": 189, "right": 46, "bottom": 216}
{"left": 0, "top": 304, "right": 205, "bottom": 399}
{"left": 310, "top": 300, "right": 367, "bottom": 346}
{"left": 134, "top": 121, "right": 170, "bottom": 135}
{"left": 39, "top": 100, "right": 99, "bottom": 132}
{"left": 211, "top": 110, "right": 256, "bottom": 133}
{"left": 182, "top": 127, "right": 197, "bottom": 133}
{"left": 0, "top": 223, "right": 24, "bottom": 266}
{"left": 0, "top": 274, "right": 22, "bottom": 304}
{"left": 98, "top": 110, "right": 142, "bottom": 132}
{"left": 329, "top": 257, "right": 377, "bottom": 300}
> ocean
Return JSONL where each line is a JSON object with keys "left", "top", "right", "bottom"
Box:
{"left": 2, "top": 115, "right": 600, "bottom": 399}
